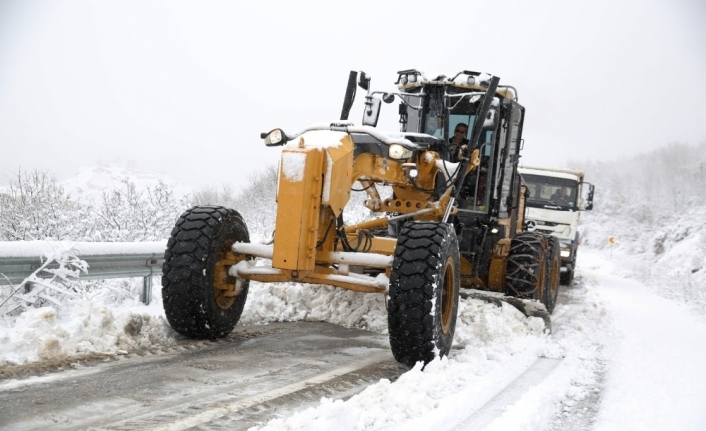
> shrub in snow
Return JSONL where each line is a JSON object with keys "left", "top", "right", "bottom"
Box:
{"left": 0, "top": 169, "right": 91, "bottom": 241}
{"left": 0, "top": 168, "right": 190, "bottom": 242}
{"left": 92, "top": 178, "right": 189, "bottom": 241}
{"left": 0, "top": 245, "right": 87, "bottom": 317}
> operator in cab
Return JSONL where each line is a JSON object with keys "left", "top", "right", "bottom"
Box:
{"left": 446, "top": 123, "right": 469, "bottom": 163}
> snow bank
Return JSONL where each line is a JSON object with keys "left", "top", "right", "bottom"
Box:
{"left": 0, "top": 292, "right": 173, "bottom": 366}
{"left": 581, "top": 205, "right": 706, "bottom": 318}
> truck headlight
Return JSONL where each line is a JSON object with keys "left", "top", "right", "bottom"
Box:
{"left": 560, "top": 249, "right": 570, "bottom": 258}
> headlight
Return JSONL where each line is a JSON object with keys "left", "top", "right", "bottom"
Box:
{"left": 560, "top": 249, "right": 570, "bottom": 258}
{"left": 388, "top": 144, "right": 412, "bottom": 160}
{"left": 263, "top": 129, "right": 287, "bottom": 146}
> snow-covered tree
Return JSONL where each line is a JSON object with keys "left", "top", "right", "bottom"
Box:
{"left": 0, "top": 169, "right": 91, "bottom": 241}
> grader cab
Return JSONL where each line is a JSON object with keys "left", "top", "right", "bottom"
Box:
{"left": 161, "top": 69, "right": 561, "bottom": 367}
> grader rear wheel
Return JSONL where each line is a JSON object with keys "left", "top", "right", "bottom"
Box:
{"left": 543, "top": 237, "right": 561, "bottom": 314}
{"left": 505, "top": 232, "right": 546, "bottom": 300}
{"left": 388, "top": 222, "right": 460, "bottom": 367}
{"left": 162, "top": 206, "right": 251, "bottom": 339}
{"left": 505, "top": 232, "right": 561, "bottom": 314}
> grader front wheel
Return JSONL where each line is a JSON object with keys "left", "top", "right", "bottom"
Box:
{"left": 388, "top": 222, "right": 460, "bottom": 367}
{"left": 162, "top": 206, "right": 251, "bottom": 339}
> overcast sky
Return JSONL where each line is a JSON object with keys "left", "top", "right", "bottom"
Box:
{"left": 1, "top": 0, "right": 704, "bottom": 190}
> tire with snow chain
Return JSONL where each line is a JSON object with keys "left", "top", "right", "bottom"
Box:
{"left": 388, "top": 221, "right": 460, "bottom": 367}
{"left": 504, "top": 232, "right": 547, "bottom": 302}
{"left": 162, "top": 206, "right": 251, "bottom": 339}
{"left": 543, "top": 237, "right": 561, "bottom": 314}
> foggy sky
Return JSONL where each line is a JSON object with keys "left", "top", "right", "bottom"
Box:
{"left": 1, "top": 0, "right": 704, "bottom": 190}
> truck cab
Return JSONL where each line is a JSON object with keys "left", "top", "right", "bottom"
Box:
{"left": 518, "top": 165, "right": 594, "bottom": 284}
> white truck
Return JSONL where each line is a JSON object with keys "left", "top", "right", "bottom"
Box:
{"left": 518, "top": 165, "right": 594, "bottom": 285}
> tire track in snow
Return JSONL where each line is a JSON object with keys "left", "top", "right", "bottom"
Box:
{"left": 449, "top": 357, "right": 563, "bottom": 431}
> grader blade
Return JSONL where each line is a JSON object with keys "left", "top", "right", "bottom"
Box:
{"left": 459, "top": 289, "right": 552, "bottom": 332}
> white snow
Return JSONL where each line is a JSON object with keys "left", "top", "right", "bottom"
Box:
{"left": 0, "top": 240, "right": 167, "bottom": 258}
{"left": 287, "top": 130, "right": 347, "bottom": 150}
{"left": 281, "top": 151, "right": 307, "bottom": 182}
{"left": 587, "top": 253, "right": 706, "bottom": 431}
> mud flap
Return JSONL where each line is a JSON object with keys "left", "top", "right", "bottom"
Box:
{"left": 459, "top": 289, "right": 552, "bottom": 333}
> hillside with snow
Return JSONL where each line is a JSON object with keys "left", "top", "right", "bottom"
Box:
{"left": 60, "top": 166, "right": 191, "bottom": 205}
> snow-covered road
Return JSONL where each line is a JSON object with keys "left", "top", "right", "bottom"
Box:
{"left": 1, "top": 247, "right": 705, "bottom": 430}
{"left": 250, "top": 250, "right": 706, "bottom": 431}
{"left": 583, "top": 252, "right": 706, "bottom": 431}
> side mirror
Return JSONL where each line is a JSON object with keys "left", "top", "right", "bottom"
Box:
{"left": 483, "top": 108, "right": 498, "bottom": 130}
{"left": 358, "top": 72, "right": 370, "bottom": 91}
{"left": 579, "top": 182, "right": 595, "bottom": 211}
{"left": 362, "top": 95, "right": 382, "bottom": 127}
{"left": 382, "top": 93, "right": 395, "bottom": 104}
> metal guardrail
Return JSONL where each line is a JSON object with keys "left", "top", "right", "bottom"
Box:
{"left": 0, "top": 250, "right": 165, "bottom": 305}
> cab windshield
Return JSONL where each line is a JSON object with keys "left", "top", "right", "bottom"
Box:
{"left": 522, "top": 174, "right": 578, "bottom": 211}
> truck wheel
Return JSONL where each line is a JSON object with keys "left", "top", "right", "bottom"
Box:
{"left": 543, "top": 237, "right": 561, "bottom": 314}
{"left": 561, "top": 233, "right": 579, "bottom": 285}
{"left": 505, "top": 232, "right": 547, "bottom": 301}
{"left": 162, "top": 206, "right": 251, "bottom": 339}
{"left": 388, "top": 222, "right": 460, "bottom": 367}
{"left": 561, "top": 248, "right": 576, "bottom": 285}
{"left": 560, "top": 266, "right": 575, "bottom": 286}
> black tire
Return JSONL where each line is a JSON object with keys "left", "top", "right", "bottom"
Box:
{"left": 560, "top": 264, "right": 575, "bottom": 286}
{"left": 560, "top": 240, "right": 577, "bottom": 285}
{"left": 561, "top": 234, "right": 579, "bottom": 286}
{"left": 544, "top": 237, "right": 561, "bottom": 314}
{"left": 388, "top": 221, "right": 460, "bottom": 367}
{"left": 505, "top": 232, "right": 547, "bottom": 300}
{"left": 162, "top": 206, "right": 251, "bottom": 339}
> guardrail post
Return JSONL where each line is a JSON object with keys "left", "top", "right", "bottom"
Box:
{"left": 142, "top": 275, "right": 152, "bottom": 305}
{"left": 141, "top": 257, "right": 157, "bottom": 305}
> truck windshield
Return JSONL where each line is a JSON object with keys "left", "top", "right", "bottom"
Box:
{"left": 522, "top": 174, "right": 578, "bottom": 210}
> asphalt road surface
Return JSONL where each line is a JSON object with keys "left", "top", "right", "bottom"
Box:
{"left": 0, "top": 321, "right": 407, "bottom": 430}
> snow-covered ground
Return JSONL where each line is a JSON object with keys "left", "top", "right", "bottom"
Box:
{"left": 2, "top": 243, "right": 705, "bottom": 430}
{"left": 2, "top": 164, "right": 706, "bottom": 429}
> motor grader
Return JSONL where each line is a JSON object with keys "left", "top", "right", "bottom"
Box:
{"left": 161, "top": 69, "right": 561, "bottom": 367}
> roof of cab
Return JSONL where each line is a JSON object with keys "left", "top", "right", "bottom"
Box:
{"left": 395, "top": 70, "right": 517, "bottom": 101}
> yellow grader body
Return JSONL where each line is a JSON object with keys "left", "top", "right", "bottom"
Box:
{"left": 235, "top": 133, "right": 506, "bottom": 293}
